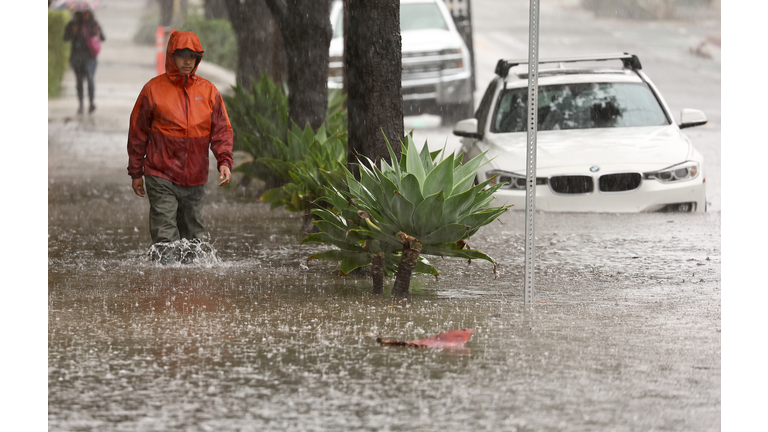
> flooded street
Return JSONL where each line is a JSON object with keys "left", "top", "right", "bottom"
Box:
{"left": 49, "top": 200, "right": 721, "bottom": 431}
{"left": 46, "top": 0, "right": 722, "bottom": 430}
{"left": 48, "top": 127, "right": 721, "bottom": 430}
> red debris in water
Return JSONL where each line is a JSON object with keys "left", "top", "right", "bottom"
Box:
{"left": 377, "top": 329, "right": 474, "bottom": 349}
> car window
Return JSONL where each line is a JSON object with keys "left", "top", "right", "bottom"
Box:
{"left": 475, "top": 79, "right": 498, "bottom": 133}
{"left": 333, "top": 3, "right": 447, "bottom": 38}
{"left": 491, "top": 82, "right": 670, "bottom": 132}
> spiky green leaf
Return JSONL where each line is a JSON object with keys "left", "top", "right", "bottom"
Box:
{"left": 413, "top": 190, "right": 445, "bottom": 237}
{"left": 399, "top": 173, "right": 423, "bottom": 205}
{"left": 458, "top": 208, "right": 507, "bottom": 237}
{"left": 423, "top": 153, "right": 454, "bottom": 198}
{"left": 340, "top": 255, "right": 373, "bottom": 275}
{"left": 405, "top": 137, "right": 427, "bottom": 187}
{"left": 391, "top": 191, "right": 416, "bottom": 233}
{"left": 453, "top": 151, "right": 491, "bottom": 194}
{"left": 414, "top": 260, "right": 439, "bottom": 276}
{"left": 419, "top": 223, "right": 468, "bottom": 245}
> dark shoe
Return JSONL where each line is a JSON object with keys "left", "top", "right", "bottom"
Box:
{"left": 77, "top": 105, "right": 84, "bottom": 115}
{"left": 150, "top": 245, "right": 178, "bottom": 265}
{"left": 180, "top": 252, "right": 197, "bottom": 265}
{"left": 88, "top": 104, "right": 96, "bottom": 114}
{"left": 159, "top": 250, "right": 178, "bottom": 265}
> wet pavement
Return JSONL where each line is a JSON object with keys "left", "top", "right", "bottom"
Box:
{"left": 47, "top": 0, "right": 722, "bottom": 430}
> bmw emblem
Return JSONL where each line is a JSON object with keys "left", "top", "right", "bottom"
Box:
{"left": 589, "top": 166, "right": 600, "bottom": 172}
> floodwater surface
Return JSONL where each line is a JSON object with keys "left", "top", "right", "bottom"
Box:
{"left": 49, "top": 167, "right": 720, "bottom": 431}
{"left": 47, "top": 0, "right": 721, "bottom": 427}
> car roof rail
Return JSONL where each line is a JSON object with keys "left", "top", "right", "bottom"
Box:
{"left": 495, "top": 53, "right": 642, "bottom": 78}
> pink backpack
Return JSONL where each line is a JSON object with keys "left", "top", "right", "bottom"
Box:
{"left": 82, "top": 25, "right": 101, "bottom": 57}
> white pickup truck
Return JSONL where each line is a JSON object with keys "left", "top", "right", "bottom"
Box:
{"left": 328, "top": 0, "right": 475, "bottom": 123}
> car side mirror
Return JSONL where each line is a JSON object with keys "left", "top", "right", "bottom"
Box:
{"left": 453, "top": 118, "right": 482, "bottom": 139}
{"left": 679, "top": 109, "right": 707, "bottom": 129}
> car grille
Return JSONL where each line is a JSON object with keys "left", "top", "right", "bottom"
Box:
{"left": 402, "top": 50, "right": 463, "bottom": 78}
{"left": 403, "top": 63, "right": 442, "bottom": 76}
{"left": 402, "top": 84, "right": 435, "bottom": 96}
{"left": 598, "top": 173, "right": 642, "bottom": 192}
{"left": 548, "top": 175, "right": 594, "bottom": 194}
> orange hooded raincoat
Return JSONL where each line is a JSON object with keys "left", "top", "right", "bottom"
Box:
{"left": 127, "top": 31, "right": 233, "bottom": 187}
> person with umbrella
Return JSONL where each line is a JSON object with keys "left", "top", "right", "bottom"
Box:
{"left": 62, "top": 3, "right": 105, "bottom": 114}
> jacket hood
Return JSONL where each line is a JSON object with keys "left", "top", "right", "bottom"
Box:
{"left": 165, "top": 31, "right": 204, "bottom": 82}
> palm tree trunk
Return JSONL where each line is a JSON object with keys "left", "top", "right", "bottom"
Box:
{"left": 392, "top": 233, "right": 421, "bottom": 297}
{"left": 346, "top": 0, "right": 403, "bottom": 174}
{"left": 371, "top": 252, "right": 384, "bottom": 294}
{"left": 264, "top": 0, "right": 333, "bottom": 130}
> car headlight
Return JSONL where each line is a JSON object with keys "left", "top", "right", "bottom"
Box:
{"left": 486, "top": 170, "right": 526, "bottom": 190}
{"left": 441, "top": 59, "right": 464, "bottom": 70}
{"left": 644, "top": 162, "right": 699, "bottom": 183}
{"left": 439, "top": 48, "right": 464, "bottom": 71}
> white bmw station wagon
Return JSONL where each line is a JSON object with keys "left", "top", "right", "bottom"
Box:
{"left": 453, "top": 53, "right": 708, "bottom": 213}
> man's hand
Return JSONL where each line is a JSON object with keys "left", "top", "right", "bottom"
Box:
{"left": 132, "top": 178, "right": 145, "bottom": 197}
{"left": 219, "top": 165, "right": 231, "bottom": 186}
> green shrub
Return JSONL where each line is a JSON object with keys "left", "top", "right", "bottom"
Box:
{"left": 304, "top": 134, "right": 511, "bottom": 296}
{"left": 224, "top": 75, "right": 290, "bottom": 190}
{"left": 224, "top": 74, "right": 349, "bottom": 189}
{"left": 48, "top": 10, "right": 71, "bottom": 98}
{"left": 326, "top": 88, "right": 348, "bottom": 136}
{"left": 259, "top": 122, "right": 348, "bottom": 231}
{"left": 180, "top": 16, "right": 237, "bottom": 70}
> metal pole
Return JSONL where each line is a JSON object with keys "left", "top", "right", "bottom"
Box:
{"left": 524, "top": 0, "right": 540, "bottom": 307}
{"left": 466, "top": 0, "right": 476, "bottom": 92}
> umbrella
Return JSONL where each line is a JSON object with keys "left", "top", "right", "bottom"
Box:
{"left": 49, "top": 0, "right": 104, "bottom": 12}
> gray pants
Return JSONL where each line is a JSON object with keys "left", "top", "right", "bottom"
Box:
{"left": 144, "top": 175, "right": 206, "bottom": 244}
{"left": 70, "top": 56, "right": 97, "bottom": 107}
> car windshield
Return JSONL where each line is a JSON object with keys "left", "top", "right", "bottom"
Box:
{"left": 333, "top": 2, "right": 447, "bottom": 38}
{"left": 491, "top": 82, "right": 669, "bottom": 133}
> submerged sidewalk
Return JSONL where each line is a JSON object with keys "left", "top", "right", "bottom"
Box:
{"left": 47, "top": 0, "right": 236, "bottom": 138}
{"left": 48, "top": 0, "right": 237, "bottom": 182}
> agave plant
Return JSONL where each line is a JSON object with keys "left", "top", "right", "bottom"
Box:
{"left": 302, "top": 185, "right": 438, "bottom": 294}
{"left": 258, "top": 122, "right": 349, "bottom": 232}
{"left": 304, "top": 133, "right": 511, "bottom": 296}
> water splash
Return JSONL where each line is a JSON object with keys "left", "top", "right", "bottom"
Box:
{"left": 146, "top": 239, "right": 220, "bottom": 266}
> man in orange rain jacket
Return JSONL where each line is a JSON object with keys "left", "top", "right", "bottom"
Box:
{"left": 127, "top": 31, "right": 233, "bottom": 261}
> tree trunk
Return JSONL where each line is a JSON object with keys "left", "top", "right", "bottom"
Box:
{"left": 392, "top": 233, "right": 421, "bottom": 297}
{"left": 204, "top": 0, "right": 228, "bottom": 19}
{"left": 224, "top": 0, "right": 286, "bottom": 88}
{"left": 372, "top": 253, "right": 385, "bottom": 294}
{"left": 342, "top": 0, "right": 350, "bottom": 101}
{"left": 265, "top": 0, "right": 333, "bottom": 131}
{"left": 158, "top": 0, "right": 174, "bottom": 26}
{"left": 346, "top": 0, "right": 403, "bottom": 175}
